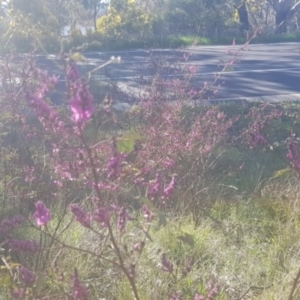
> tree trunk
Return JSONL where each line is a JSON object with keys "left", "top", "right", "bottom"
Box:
{"left": 237, "top": 1, "right": 250, "bottom": 33}
{"left": 269, "top": 0, "right": 294, "bottom": 34}
{"left": 93, "top": 8, "right": 97, "bottom": 32}
{"left": 275, "top": 4, "right": 291, "bottom": 33}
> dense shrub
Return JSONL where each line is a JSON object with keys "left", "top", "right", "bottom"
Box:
{"left": 96, "top": 0, "right": 153, "bottom": 41}
{"left": 1, "top": 39, "right": 300, "bottom": 299}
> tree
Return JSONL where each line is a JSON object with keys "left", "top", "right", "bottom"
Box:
{"left": 242, "top": 0, "right": 300, "bottom": 34}
{"left": 164, "top": 0, "right": 235, "bottom": 36}
{"left": 236, "top": 1, "right": 250, "bottom": 32}
{"left": 5, "top": 0, "right": 61, "bottom": 51}
{"left": 267, "top": 0, "right": 300, "bottom": 33}
{"left": 54, "top": 0, "right": 91, "bottom": 29}
{"left": 82, "top": 0, "right": 107, "bottom": 31}
{"left": 96, "top": 0, "right": 153, "bottom": 40}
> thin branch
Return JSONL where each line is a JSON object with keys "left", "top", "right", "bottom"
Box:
{"left": 238, "top": 284, "right": 272, "bottom": 300}
{"left": 288, "top": 267, "right": 300, "bottom": 300}
{"left": 291, "top": 0, "right": 300, "bottom": 11}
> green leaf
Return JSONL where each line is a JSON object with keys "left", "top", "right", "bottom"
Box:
{"left": 273, "top": 168, "right": 292, "bottom": 179}
{"left": 142, "top": 228, "right": 153, "bottom": 242}
{"left": 0, "top": 273, "right": 13, "bottom": 287}
{"left": 140, "top": 197, "right": 155, "bottom": 210}
{"left": 177, "top": 233, "right": 194, "bottom": 247}
{"left": 70, "top": 52, "right": 87, "bottom": 61}
{"left": 224, "top": 66, "right": 234, "bottom": 72}
{"left": 34, "top": 273, "right": 46, "bottom": 293}
{"left": 157, "top": 213, "right": 167, "bottom": 229}
{"left": 116, "top": 132, "right": 141, "bottom": 153}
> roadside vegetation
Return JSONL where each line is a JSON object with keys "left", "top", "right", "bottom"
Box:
{"left": 2, "top": 1, "right": 300, "bottom": 300}
{"left": 2, "top": 0, "right": 300, "bottom": 53}
{"left": 1, "top": 37, "right": 300, "bottom": 299}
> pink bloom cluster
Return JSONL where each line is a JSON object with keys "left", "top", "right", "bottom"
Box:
{"left": 20, "top": 266, "right": 36, "bottom": 286}
{"left": 94, "top": 207, "right": 110, "bottom": 227}
{"left": 8, "top": 239, "right": 39, "bottom": 253}
{"left": 23, "top": 63, "right": 65, "bottom": 133}
{"left": 107, "top": 138, "right": 127, "bottom": 180}
{"left": 11, "top": 287, "right": 26, "bottom": 299}
{"left": 146, "top": 174, "right": 176, "bottom": 204}
{"left": 34, "top": 201, "right": 51, "bottom": 226}
{"left": 67, "top": 60, "right": 95, "bottom": 124}
{"left": 250, "top": 133, "right": 268, "bottom": 146}
{"left": 147, "top": 173, "right": 162, "bottom": 198}
{"left": 194, "top": 283, "right": 219, "bottom": 300}
{"left": 287, "top": 139, "right": 300, "bottom": 176}
{"left": 107, "top": 152, "right": 123, "bottom": 179}
{"left": 72, "top": 269, "right": 88, "bottom": 300}
{"left": 0, "top": 215, "right": 25, "bottom": 235}
{"left": 26, "top": 91, "right": 61, "bottom": 131}
{"left": 142, "top": 205, "right": 153, "bottom": 222}
{"left": 162, "top": 175, "right": 176, "bottom": 202}
{"left": 70, "top": 204, "right": 91, "bottom": 227}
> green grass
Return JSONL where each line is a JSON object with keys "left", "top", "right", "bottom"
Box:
{"left": 39, "top": 30, "right": 300, "bottom": 55}
{"left": 3, "top": 85, "right": 300, "bottom": 299}
{"left": 61, "top": 31, "right": 300, "bottom": 53}
{"left": 32, "top": 191, "right": 300, "bottom": 299}
{"left": 2, "top": 29, "right": 300, "bottom": 55}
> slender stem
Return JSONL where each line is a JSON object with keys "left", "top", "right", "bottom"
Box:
{"left": 288, "top": 267, "right": 300, "bottom": 300}
{"left": 34, "top": 229, "right": 43, "bottom": 272}
{"left": 32, "top": 224, "right": 117, "bottom": 266}
{"left": 107, "top": 223, "right": 140, "bottom": 300}
{"left": 79, "top": 128, "right": 140, "bottom": 300}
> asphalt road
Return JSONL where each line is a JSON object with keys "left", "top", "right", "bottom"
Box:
{"left": 34, "top": 42, "right": 300, "bottom": 103}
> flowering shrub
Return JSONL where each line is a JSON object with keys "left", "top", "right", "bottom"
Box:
{"left": 0, "top": 53, "right": 230, "bottom": 299}
{"left": 1, "top": 38, "right": 300, "bottom": 299}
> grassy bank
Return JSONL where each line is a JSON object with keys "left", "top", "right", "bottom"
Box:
{"left": 3, "top": 31, "right": 299, "bottom": 55}
{"left": 1, "top": 52, "right": 300, "bottom": 299}
{"left": 11, "top": 175, "right": 300, "bottom": 299}
{"left": 60, "top": 31, "right": 300, "bottom": 53}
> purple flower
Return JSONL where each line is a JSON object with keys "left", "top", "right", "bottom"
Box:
{"left": 34, "top": 201, "right": 51, "bottom": 226}
{"left": 94, "top": 207, "right": 110, "bottom": 227}
{"left": 107, "top": 153, "right": 122, "bottom": 179}
{"left": 67, "top": 61, "right": 80, "bottom": 81}
{"left": 20, "top": 266, "right": 36, "bottom": 286}
{"left": 70, "top": 90, "right": 94, "bottom": 123}
{"left": 287, "top": 140, "right": 300, "bottom": 176}
{"left": 70, "top": 204, "right": 91, "bottom": 227}
{"left": 8, "top": 239, "right": 39, "bottom": 253}
{"left": 0, "top": 215, "right": 25, "bottom": 235}
{"left": 11, "top": 287, "right": 26, "bottom": 299}
{"left": 127, "top": 264, "right": 136, "bottom": 279}
{"left": 206, "top": 283, "right": 219, "bottom": 300}
{"left": 253, "top": 134, "right": 267, "bottom": 145}
{"left": 162, "top": 175, "right": 176, "bottom": 202}
{"left": 147, "top": 173, "right": 162, "bottom": 198}
{"left": 67, "top": 61, "right": 95, "bottom": 124}
{"left": 107, "top": 138, "right": 124, "bottom": 179}
{"left": 133, "top": 242, "right": 145, "bottom": 252}
{"left": 72, "top": 269, "right": 88, "bottom": 300}
{"left": 142, "top": 205, "right": 153, "bottom": 222}
{"left": 194, "top": 294, "right": 205, "bottom": 300}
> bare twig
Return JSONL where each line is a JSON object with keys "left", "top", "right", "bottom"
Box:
{"left": 288, "top": 267, "right": 300, "bottom": 300}
{"left": 238, "top": 284, "right": 272, "bottom": 300}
